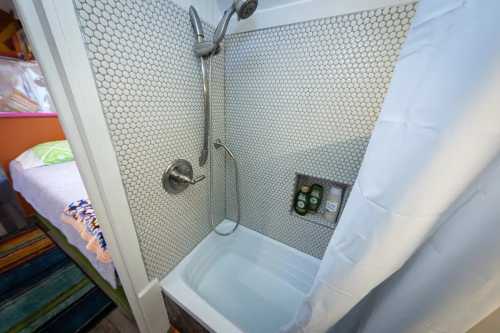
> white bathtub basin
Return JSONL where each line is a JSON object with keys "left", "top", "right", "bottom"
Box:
{"left": 160, "top": 220, "right": 320, "bottom": 333}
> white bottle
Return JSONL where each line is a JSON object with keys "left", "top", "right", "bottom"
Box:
{"left": 323, "top": 186, "right": 342, "bottom": 223}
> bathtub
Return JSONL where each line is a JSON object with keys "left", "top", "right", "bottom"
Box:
{"left": 160, "top": 220, "right": 321, "bottom": 333}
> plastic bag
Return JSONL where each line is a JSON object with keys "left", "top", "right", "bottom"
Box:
{"left": 0, "top": 58, "right": 54, "bottom": 113}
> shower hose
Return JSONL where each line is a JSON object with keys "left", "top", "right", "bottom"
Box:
{"left": 207, "top": 56, "right": 241, "bottom": 236}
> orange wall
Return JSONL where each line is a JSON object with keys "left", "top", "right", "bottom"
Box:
{"left": 0, "top": 116, "right": 65, "bottom": 215}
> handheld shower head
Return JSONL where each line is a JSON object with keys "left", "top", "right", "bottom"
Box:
{"left": 235, "top": 0, "right": 258, "bottom": 19}
{"left": 190, "top": 0, "right": 258, "bottom": 57}
{"left": 212, "top": 0, "right": 258, "bottom": 47}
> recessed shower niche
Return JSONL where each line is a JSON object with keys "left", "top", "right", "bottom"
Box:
{"left": 291, "top": 173, "right": 351, "bottom": 229}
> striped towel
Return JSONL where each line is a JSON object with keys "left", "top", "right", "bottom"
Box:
{"left": 62, "top": 199, "right": 111, "bottom": 263}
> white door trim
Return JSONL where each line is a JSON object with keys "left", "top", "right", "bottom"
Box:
{"left": 13, "top": 1, "right": 169, "bottom": 332}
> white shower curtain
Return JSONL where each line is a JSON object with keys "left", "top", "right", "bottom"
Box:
{"left": 284, "top": 0, "right": 500, "bottom": 332}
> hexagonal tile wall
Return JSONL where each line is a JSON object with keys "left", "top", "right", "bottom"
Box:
{"left": 74, "top": 0, "right": 226, "bottom": 279}
{"left": 224, "top": 3, "right": 417, "bottom": 258}
{"left": 73, "top": 0, "right": 416, "bottom": 278}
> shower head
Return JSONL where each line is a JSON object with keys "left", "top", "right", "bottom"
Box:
{"left": 213, "top": 0, "right": 258, "bottom": 46}
{"left": 235, "top": 0, "right": 258, "bottom": 19}
{"left": 190, "top": 0, "right": 258, "bottom": 57}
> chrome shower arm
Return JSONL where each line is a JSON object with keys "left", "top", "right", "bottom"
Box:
{"left": 199, "top": 58, "right": 210, "bottom": 167}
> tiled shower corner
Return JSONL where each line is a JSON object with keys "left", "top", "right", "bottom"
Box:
{"left": 224, "top": 3, "right": 416, "bottom": 258}
{"left": 74, "top": 0, "right": 225, "bottom": 279}
{"left": 73, "top": 0, "right": 417, "bottom": 278}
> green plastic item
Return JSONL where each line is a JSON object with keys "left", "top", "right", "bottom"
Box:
{"left": 32, "top": 140, "right": 74, "bottom": 165}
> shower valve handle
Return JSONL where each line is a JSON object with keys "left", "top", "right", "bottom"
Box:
{"left": 170, "top": 170, "right": 205, "bottom": 185}
{"left": 162, "top": 159, "right": 205, "bottom": 194}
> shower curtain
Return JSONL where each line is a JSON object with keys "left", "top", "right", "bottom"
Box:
{"left": 284, "top": 0, "right": 500, "bottom": 332}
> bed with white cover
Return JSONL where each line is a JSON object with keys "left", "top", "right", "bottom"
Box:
{"left": 9, "top": 160, "right": 117, "bottom": 288}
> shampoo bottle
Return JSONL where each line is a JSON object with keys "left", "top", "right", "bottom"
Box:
{"left": 308, "top": 184, "right": 323, "bottom": 212}
{"left": 323, "top": 186, "right": 342, "bottom": 223}
{"left": 294, "top": 185, "right": 310, "bottom": 216}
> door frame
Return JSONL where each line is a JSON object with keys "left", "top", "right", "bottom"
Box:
{"left": 13, "top": 1, "right": 169, "bottom": 332}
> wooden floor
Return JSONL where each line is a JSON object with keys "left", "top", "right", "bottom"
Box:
{"left": 88, "top": 309, "right": 182, "bottom": 333}
{"left": 469, "top": 307, "right": 500, "bottom": 333}
{"left": 87, "top": 308, "right": 139, "bottom": 333}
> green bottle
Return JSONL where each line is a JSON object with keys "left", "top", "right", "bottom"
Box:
{"left": 294, "top": 185, "right": 310, "bottom": 216}
{"left": 308, "top": 184, "right": 324, "bottom": 212}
